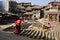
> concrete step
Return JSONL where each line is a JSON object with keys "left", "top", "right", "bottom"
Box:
{"left": 32, "top": 23, "right": 42, "bottom": 27}
{"left": 20, "top": 30, "right": 27, "bottom": 35}
{"left": 37, "top": 31, "right": 42, "bottom": 39}
{"left": 41, "top": 31, "right": 45, "bottom": 39}
{"left": 28, "top": 31, "right": 36, "bottom": 38}
{"left": 39, "top": 31, "right": 43, "bottom": 39}
{"left": 20, "top": 30, "right": 58, "bottom": 40}
{"left": 48, "top": 31, "right": 51, "bottom": 40}
{"left": 33, "top": 31, "right": 39, "bottom": 39}
{"left": 44, "top": 31, "right": 50, "bottom": 40}
{"left": 26, "top": 30, "right": 34, "bottom": 37}
{"left": 23, "top": 30, "right": 31, "bottom": 36}
{"left": 51, "top": 31, "right": 55, "bottom": 40}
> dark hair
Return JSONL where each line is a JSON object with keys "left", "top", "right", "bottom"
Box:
{"left": 43, "top": 25, "right": 45, "bottom": 26}
{"left": 48, "top": 23, "right": 50, "bottom": 24}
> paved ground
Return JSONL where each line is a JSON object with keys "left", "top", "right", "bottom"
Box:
{"left": 0, "top": 22, "right": 35, "bottom": 40}
{"left": 52, "top": 26, "right": 60, "bottom": 40}
{"left": 49, "top": 22, "right": 60, "bottom": 40}
{"left": 0, "top": 22, "right": 60, "bottom": 40}
{"left": 0, "top": 31, "right": 36, "bottom": 40}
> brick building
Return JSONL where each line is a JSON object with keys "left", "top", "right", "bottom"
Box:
{"left": 42, "top": 1, "right": 60, "bottom": 22}
{"left": 16, "top": 2, "right": 41, "bottom": 20}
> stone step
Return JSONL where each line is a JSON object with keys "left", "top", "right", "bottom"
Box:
{"left": 20, "top": 30, "right": 27, "bottom": 35}
{"left": 33, "top": 31, "right": 39, "bottom": 39}
{"left": 54, "top": 32, "right": 58, "bottom": 40}
{"left": 32, "top": 23, "right": 42, "bottom": 27}
{"left": 28, "top": 31, "right": 36, "bottom": 38}
{"left": 51, "top": 31, "right": 55, "bottom": 40}
{"left": 48, "top": 31, "right": 51, "bottom": 40}
{"left": 20, "top": 30, "right": 25, "bottom": 35}
{"left": 37, "top": 31, "right": 42, "bottom": 39}
{"left": 41, "top": 31, "right": 45, "bottom": 39}
{"left": 39, "top": 31, "right": 43, "bottom": 39}
{"left": 20, "top": 30, "right": 58, "bottom": 40}
{"left": 44, "top": 31, "right": 49, "bottom": 40}
{"left": 23, "top": 30, "right": 31, "bottom": 36}
{"left": 26, "top": 30, "right": 34, "bottom": 37}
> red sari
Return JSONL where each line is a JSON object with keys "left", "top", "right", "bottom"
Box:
{"left": 14, "top": 20, "right": 22, "bottom": 34}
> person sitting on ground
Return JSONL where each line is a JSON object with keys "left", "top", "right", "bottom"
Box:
{"left": 47, "top": 23, "right": 51, "bottom": 29}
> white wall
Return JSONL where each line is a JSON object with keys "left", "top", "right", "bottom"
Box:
{"left": 3, "top": 0, "right": 15, "bottom": 12}
{"left": 3, "top": 0, "right": 9, "bottom": 11}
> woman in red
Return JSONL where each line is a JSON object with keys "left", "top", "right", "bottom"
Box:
{"left": 14, "top": 18, "right": 22, "bottom": 34}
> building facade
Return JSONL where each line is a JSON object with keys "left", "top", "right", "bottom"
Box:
{"left": 43, "top": 1, "right": 60, "bottom": 22}
{"left": 16, "top": 3, "right": 41, "bottom": 20}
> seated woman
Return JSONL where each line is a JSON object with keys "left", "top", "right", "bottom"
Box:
{"left": 47, "top": 23, "right": 51, "bottom": 29}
